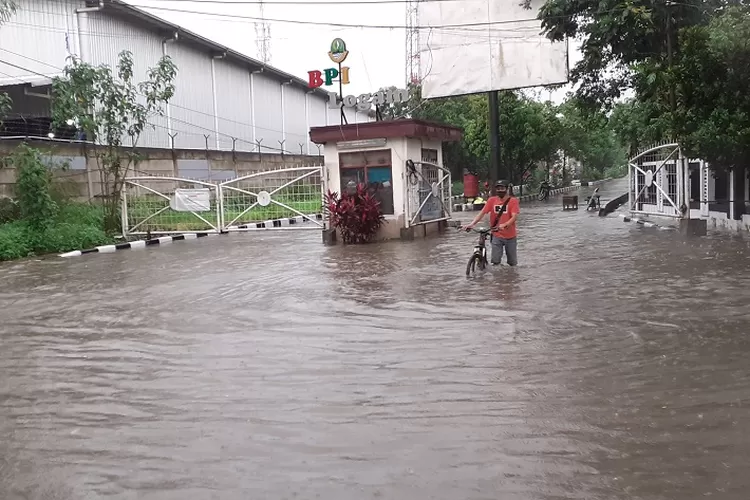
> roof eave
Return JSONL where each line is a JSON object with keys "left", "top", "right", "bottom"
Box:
{"left": 103, "top": 0, "right": 331, "bottom": 99}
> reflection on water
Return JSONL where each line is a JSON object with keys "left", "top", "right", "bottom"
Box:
{"left": 2, "top": 180, "right": 750, "bottom": 499}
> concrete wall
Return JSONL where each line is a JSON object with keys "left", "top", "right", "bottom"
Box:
{"left": 0, "top": 139, "right": 322, "bottom": 200}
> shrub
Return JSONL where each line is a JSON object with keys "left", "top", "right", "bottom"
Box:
{"left": 324, "top": 184, "right": 385, "bottom": 244}
{"left": 34, "top": 223, "right": 110, "bottom": 253}
{"left": 0, "top": 221, "right": 32, "bottom": 260}
{"left": 12, "top": 144, "right": 58, "bottom": 229}
{"left": 0, "top": 197, "right": 20, "bottom": 224}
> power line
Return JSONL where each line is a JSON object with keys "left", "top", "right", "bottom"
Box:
{"left": 127, "top": 2, "right": 543, "bottom": 29}
{"left": 2, "top": 14, "right": 543, "bottom": 43}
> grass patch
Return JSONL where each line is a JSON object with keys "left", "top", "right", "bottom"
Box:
{"left": 0, "top": 203, "right": 113, "bottom": 261}
{"left": 126, "top": 194, "right": 322, "bottom": 232}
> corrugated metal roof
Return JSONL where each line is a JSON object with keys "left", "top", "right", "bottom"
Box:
{"left": 105, "top": 0, "right": 330, "bottom": 99}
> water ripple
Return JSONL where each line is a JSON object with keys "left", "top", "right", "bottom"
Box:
{"left": 2, "top": 180, "right": 750, "bottom": 499}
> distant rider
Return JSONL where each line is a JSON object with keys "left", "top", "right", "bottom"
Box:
{"left": 463, "top": 179, "right": 520, "bottom": 266}
{"left": 539, "top": 180, "right": 551, "bottom": 200}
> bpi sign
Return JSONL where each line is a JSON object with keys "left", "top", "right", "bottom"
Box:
{"left": 307, "top": 38, "right": 410, "bottom": 111}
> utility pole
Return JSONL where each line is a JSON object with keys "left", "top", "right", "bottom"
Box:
{"left": 489, "top": 91, "right": 502, "bottom": 184}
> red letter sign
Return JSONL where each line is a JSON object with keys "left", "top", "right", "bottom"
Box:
{"left": 308, "top": 70, "right": 323, "bottom": 89}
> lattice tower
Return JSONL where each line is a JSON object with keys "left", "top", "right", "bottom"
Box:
{"left": 255, "top": 0, "right": 272, "bottom": 64}
{"left": 405, "top": 0, "right": 421, "bottom": 85}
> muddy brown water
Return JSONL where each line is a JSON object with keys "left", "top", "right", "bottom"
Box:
{"left": 2, "top": 179, "right": 750, "bottom": 500}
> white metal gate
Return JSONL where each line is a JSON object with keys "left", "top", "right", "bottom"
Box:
{"left": 121, "top": 166, "right": 325, "bottom": 237}
{"left": 219, "top": 166, "right": 324, "bottom": 231}
{"left": 405, "top": 160, "right": 452, "bottom": 226}
{"left": 629, "top": 143, "right": 688, "bottom": 218}
{"left": 122, "top": 176, "right": 222, "bottom": 236}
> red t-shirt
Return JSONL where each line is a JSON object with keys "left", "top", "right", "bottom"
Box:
{"left": 481, "top": 196, "right": 520, "bottom": 239}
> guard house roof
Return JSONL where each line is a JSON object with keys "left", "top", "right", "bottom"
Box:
{"left": 98, "top": 0, "right": 332, "bottom": 100}
{"left": 309, "top": 119, "right": 464, "bottom": 144}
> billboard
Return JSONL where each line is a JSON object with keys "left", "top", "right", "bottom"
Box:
{"left": 419, "top": 0, "right": 569, "bottom": 99}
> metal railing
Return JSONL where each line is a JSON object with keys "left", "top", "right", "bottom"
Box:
{"left": 121, "top": 166, "right": 325, "bottom": 236}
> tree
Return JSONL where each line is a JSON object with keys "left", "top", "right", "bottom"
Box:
{"left": 535, "top": 0, "right": 712, "bottom": 109}
{"left": 51, "top": 50, "right": 177, "bottom": 233}
{"left": 378, "top": 83, "right": 484, "bottom": 178}
{"left": 615, "top": 4, "right": 750, "bottom": 170}
{"left": 0, "top": 91, "right": 10, "bottom": 124}
{"left": 462, "top": 92, "right": 567, "bottom": 185}
{"left": 668, "top": 6, "right": 750, "bottom": 171}
{"left": 557, "top": 99, "right": 627, "bottom": 179}
{"left": 378, "top": 83, "right": 625, "bottom": 187}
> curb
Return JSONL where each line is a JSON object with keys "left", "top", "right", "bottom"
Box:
{"left": 225, "top": 213, "right": 323, "bottom": 230}
{"left": 59, "top": 232, "right": 220, "bottom": 258}
{"left": 619, "top": 213, "right": 675, "bottom": 230}
{"left": 59, "top": 213, "right": 325, "bottom": 258}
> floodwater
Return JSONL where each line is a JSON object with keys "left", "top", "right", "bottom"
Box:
{"left": 2, "top": 179, "right": 750, "bottom": 500}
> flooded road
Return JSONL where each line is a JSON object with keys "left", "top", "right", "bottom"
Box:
{"left": 2, "top": 179, "right": 750, "bottom": 499}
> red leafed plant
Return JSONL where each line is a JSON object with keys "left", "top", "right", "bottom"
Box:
{"left": 324, "top": 183, "right": 386, "bottom": 244}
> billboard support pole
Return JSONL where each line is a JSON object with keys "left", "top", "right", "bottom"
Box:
{"left": 488, "top": 90, "right": 503, "bottom": 184}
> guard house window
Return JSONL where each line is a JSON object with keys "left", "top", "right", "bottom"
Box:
{"left": 421, "top": 148, "right": 438, "bottom": 164}
{"left": 339, "top": 149, "right": 394, "bottom": 215}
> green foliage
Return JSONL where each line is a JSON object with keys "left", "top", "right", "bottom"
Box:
{"left": 380, "top": 83, "right": 627, "bottom": 188}
{"left": 11, "top": 144, "right": 58, "bottom": 229}
{"left": 536, "top": 0, "right": 710, "bottom": 109}
{"left": 0, "top": 221, "right": 27, "bottom": 260}
{"left": 0, "top": 197, "right": 19, "bottom": 223}
{"left": 51, "top": 50, "right": 177, "bottom": 233}
{"left": 0, "top": 92, "right": 10, "bottom": 121}
{"left": 558, "top": 100, "right": 627, "bottom": 178}
{"left": 670, "top": 6, "right": 750, "bottom": 170}
{"left": 614, "top": 5, "right": 750, "bottom": 169}
{"left": 0, "top": 143, "right": 112, "bottom": 261}
{"left": 0, "top": 205, "right": 110, "bottom": 261}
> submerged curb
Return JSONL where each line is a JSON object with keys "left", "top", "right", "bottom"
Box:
{"left": 225, "top": 213, "right": 324, "bottom": 230}
{"left": 619, "top": 213, "right": 675, "bottom": 231}
{"left": 59, "top": 213, "right": 325, "bottom": 258}
{"left": 59, "top": 232, "right": 220, "bottom": 258}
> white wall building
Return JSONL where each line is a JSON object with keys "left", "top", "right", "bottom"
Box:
{"left": 0, "top": 0, "right": 372, "bottom": 155}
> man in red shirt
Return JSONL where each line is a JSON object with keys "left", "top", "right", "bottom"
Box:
{"left": 463, "top": 179, "right": 520, "bottom": 266}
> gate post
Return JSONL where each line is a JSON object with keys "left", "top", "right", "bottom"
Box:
{"left": 217, "top": 184, "right": 225, "bottom": 233}
{"left": 678, "top": 146, "right": 687, "bottom": 217}
{"left": 120, "top": 184, "right": 128, "bottom": 237}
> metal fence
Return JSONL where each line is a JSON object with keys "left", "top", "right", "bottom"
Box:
{"left": 122, "top": 166, "right": 325, "bottom": 236}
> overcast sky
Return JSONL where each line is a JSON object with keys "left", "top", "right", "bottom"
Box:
{"left": 128, "top": 0, "right": 582, "bottom": 103}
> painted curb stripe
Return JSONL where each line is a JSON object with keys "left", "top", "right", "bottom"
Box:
{"left": 226, "top": 213, "right": 324, "bottom": 231}
{"left": 59, "top": 231, "right": 217, "bottom": 258}
{"left": 58, "top": 213, "right": 325, "bottom": 258}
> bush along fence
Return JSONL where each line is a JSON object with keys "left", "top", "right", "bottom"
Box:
{"left": 451, "top": 180, "right": 611, "bottom": 212}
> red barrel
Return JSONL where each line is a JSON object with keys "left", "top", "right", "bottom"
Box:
{"left": 463, "top": 172, "right": 479, "bottom": 198}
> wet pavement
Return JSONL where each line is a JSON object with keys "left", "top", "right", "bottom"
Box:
{"left": 2, "top": 179, "right": 750, "bottom": 499}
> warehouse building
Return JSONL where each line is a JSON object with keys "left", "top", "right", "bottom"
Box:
{"left": 0, "top": 0, "right": 373, "bottom": 155}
